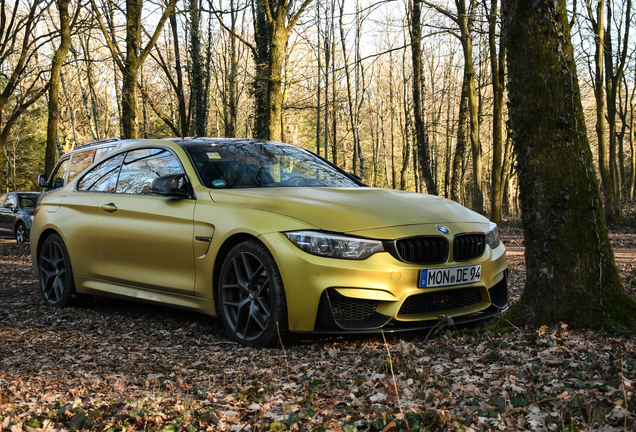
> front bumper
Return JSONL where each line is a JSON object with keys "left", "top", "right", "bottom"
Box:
{"left": 259, "top": 231, "right": 508, "bottom": 333}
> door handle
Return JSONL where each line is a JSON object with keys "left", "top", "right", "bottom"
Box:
{"left": 101, "top": 203, "right": 118, "bottom": 213}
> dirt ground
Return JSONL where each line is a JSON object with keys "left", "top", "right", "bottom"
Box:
{"left": 0, "top": 227, "right": 635, "bottom": 431}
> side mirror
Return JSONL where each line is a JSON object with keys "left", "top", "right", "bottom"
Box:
{"left": 4, "top": 202, "right": 15, "bottom": 211}
{"left": 150, "top": 174, "right": 189, "bottom": 198}
{"left": 37, "top": 174, "right": 50, "bottom": 188}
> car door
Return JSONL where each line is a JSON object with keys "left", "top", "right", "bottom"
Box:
{"left": 0, "top": 194, "right": 9, "bottom": 236}
{"left": 0, "top": 194, "right": 18, "bottom": 236}
{"left": 95, "top": 148, "right": 197, "bottom": 295}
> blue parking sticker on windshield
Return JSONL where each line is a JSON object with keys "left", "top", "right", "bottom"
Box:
{"left": 212, "top": 179, "right": 227, "bottom": 188}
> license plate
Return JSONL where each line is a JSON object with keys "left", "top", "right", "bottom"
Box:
{"left": 419, "top": 264, "right": 482, "bottom": 288}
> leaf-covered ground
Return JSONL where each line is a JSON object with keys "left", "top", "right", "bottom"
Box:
{"left": 1, "top": 227, "right": 635, "bottom": 432}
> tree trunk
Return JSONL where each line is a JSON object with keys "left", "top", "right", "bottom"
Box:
{"left": 585, "top": 0, "right": 615, "bottom": 222}
{"left": 45, "top": 0, "right": 71, "bottom": 177}
{"left": 488, "top": 0, "right": 505, "bottom": 223}
{"left": 503, "top": 0, "right": 636, "bottom": 329}
{"left": 400, "top": 47, "right": 411, "bottom": 191}
{"left": 457, "top": 0, "right": 483, "bottom": 212}
{"left": 629, "top": 101, "right": 636, "bottom": 199}
{"left": 226, "top": 0, "right": 238, "bottom": 137}
{"left": 120, "top": 0, "right": 142, "bottom": 139}
{"left": 451, "top": 78, "right": 469, "bottom": 202}
{"left": 603, "top": 0, "right": 631, "bottom": 220}
{"left": 190, "top": 0, "right": 207, "bottom": 136}
{"left": 170, "top": 11, "right": 188, "bottom": 137}
{"left": 93, "top": 0, "right": 177, "bottom": 139}
{"left": 409, "top": 0, "right": 437, "bottom": 194}
{"left": 339, "top": 0, "right": 359, "bottom": 174}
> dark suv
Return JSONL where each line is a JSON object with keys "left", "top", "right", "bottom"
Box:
{"left": 0, "top": 192, "right": 39, "bottom": 243}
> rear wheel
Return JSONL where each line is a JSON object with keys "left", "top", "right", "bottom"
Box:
{"left": 38, "top": 234, "right": 78, "bottom": 307}
{"left": 15, "top": 222, "right": 27, "bottom": 243}
{"left": 218, "top": 240, "right": 288, "bottom": 347}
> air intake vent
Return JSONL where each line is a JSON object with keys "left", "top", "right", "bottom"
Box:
{"left": 398, "top": 287, "right": 482, "bottom": 315}
{"left": 390, "top": 236, "right": 448, "bottom": 264}
{"left": 331, "top": 298, "right": 378, "bottom": 321}
{"left": 453, "top": 234, "right": 486, "bottom": 261}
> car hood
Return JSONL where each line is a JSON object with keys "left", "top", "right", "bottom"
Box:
{"left": 209, "top": 187, "right": 488, "bottom": 233}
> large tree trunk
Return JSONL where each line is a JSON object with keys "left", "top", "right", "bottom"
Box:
{"left": 121, "top": 0, "right": 142, "bottom": 139}
{"left": 251, "top": 0, "right": 312, "bottom": 141}
{"left": 503, "top": 0, "right": 636, "bottom": 329}
{"left": 45, "top": 0, "right": 71, "bottom": 176}
{"left": 92, "top": 0, "right": 177, "bottom": 139}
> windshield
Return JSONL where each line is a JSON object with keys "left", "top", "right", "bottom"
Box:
{"left": 18, "top": 195, "right": 38, "bottom": 208}
{"left": 184, "top": 142, "right": 360, "bottom": 189}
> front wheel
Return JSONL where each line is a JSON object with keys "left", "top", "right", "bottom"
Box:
{"left": 38, "top": 234, "right": 78, "bottom": 307}
{"left": 15, "top": 222, "right": 27, "bottom": 243}
{"left": 218, "top": 240, "right": 288, "bottom": 347}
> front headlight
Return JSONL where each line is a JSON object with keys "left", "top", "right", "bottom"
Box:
{"left": 485, "top": 222, "right": 501, "bottom": 249}
{"left": 285, "top": 231, "right": 384, "bottom": 260}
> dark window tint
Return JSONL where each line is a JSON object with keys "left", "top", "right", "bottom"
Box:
{"left": 78, "top": 154, "right": 125, "bottom": 192}
{"left": 18, "top": 195, "right": 37, "bottom": 208}
{"left": 5, "top": 194, "right": 17, "bottom": 207}
{"left": 95, "top": 146, "right": 116, "bottom": 161}
{"left": 68, "top": 150, "right": 96, "bottom": 182}
{"left": 116, "top": 148, "right": 184, "bottom": 195}
{"left": 51, "top": 158, "right": 70, "bottom": 189}
{"left": 184, "top": 142, "right": 359, "bottom": 188}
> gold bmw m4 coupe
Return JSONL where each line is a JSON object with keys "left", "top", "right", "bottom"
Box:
{"left": 31, "top": 138, "right": 508, "bottom": 347}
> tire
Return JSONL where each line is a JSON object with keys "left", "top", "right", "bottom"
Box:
{"left": 38, "top": 234, "right": 78, "bottom": 307}
{"left": 15, "top": 222, "right": 27, "bottom": 243}
{"left": 218, "top": 240, "right": 288, "bottom": 347}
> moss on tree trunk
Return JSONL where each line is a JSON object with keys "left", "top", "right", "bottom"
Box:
{"left": 502, "top": 0, "right": 636, "bottom": 330}
{"left": 45, "top": 0, "right": 71, "bottom": 176}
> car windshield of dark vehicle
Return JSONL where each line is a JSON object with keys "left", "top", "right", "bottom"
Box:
{"left": 184, "top": 142, "right": 360, "bottom": 188}
{"left": 18, "top": 195, "right": 37, "bottom": 208}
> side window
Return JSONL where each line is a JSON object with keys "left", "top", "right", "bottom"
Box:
{"left": 116, "top": 148, "right": 184, "bottom": 195}
{"left": 68, "top": 150, "right": 96, "bottom": 182}
{"left": 5, "top": 194, "right": 17, "bottom": 207}
{"left": 77, "top": 154, "right": 125, "bottom": 192}
{"left": 94, "top": 146, "right": 116, "bottom": 162}
{"left": 51, "top": 158, "right": 71, "bottom": 189}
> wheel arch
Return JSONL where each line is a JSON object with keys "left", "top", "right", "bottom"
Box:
{"left": 212, "top": 233, "right": 263, "bottom": 307}
{"left": 35, "top": 228, "right": 63, "bottom": 263}
{"left": 13, "top": 219, "right": 25, "bottom": 235}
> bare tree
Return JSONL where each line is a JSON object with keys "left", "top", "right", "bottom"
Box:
{"left": 91, "top": 0, "right": 177, "bottom": 139}
{"left": 0, "top": 0, "right": 52, "bottom": 189}
{"left": 422, "top": 0, "right": 483, "bottom": 211}
{"left": 45, "top": 0, "right": 78, "bottom": 176}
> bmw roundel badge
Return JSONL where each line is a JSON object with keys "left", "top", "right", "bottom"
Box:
{"left": 436, "top": 225, "right": 450, "bottom": 234}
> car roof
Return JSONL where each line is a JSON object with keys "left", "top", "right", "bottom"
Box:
{"left": 61, "top": 138, "right": 148, "bottom": 158}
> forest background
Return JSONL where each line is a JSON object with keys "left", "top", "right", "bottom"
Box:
{"left": 1, "top": 0, "right": 636, "bottom": 225}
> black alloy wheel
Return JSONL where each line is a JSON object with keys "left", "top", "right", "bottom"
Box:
{"left": 38, "top": 234, "right": 77, "bottom": 307}
{"left": 15, "top": 222, "right": 27, "bottom": 243}
{"left": 219, "top": 240, "right": 288, "bottom": 347}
